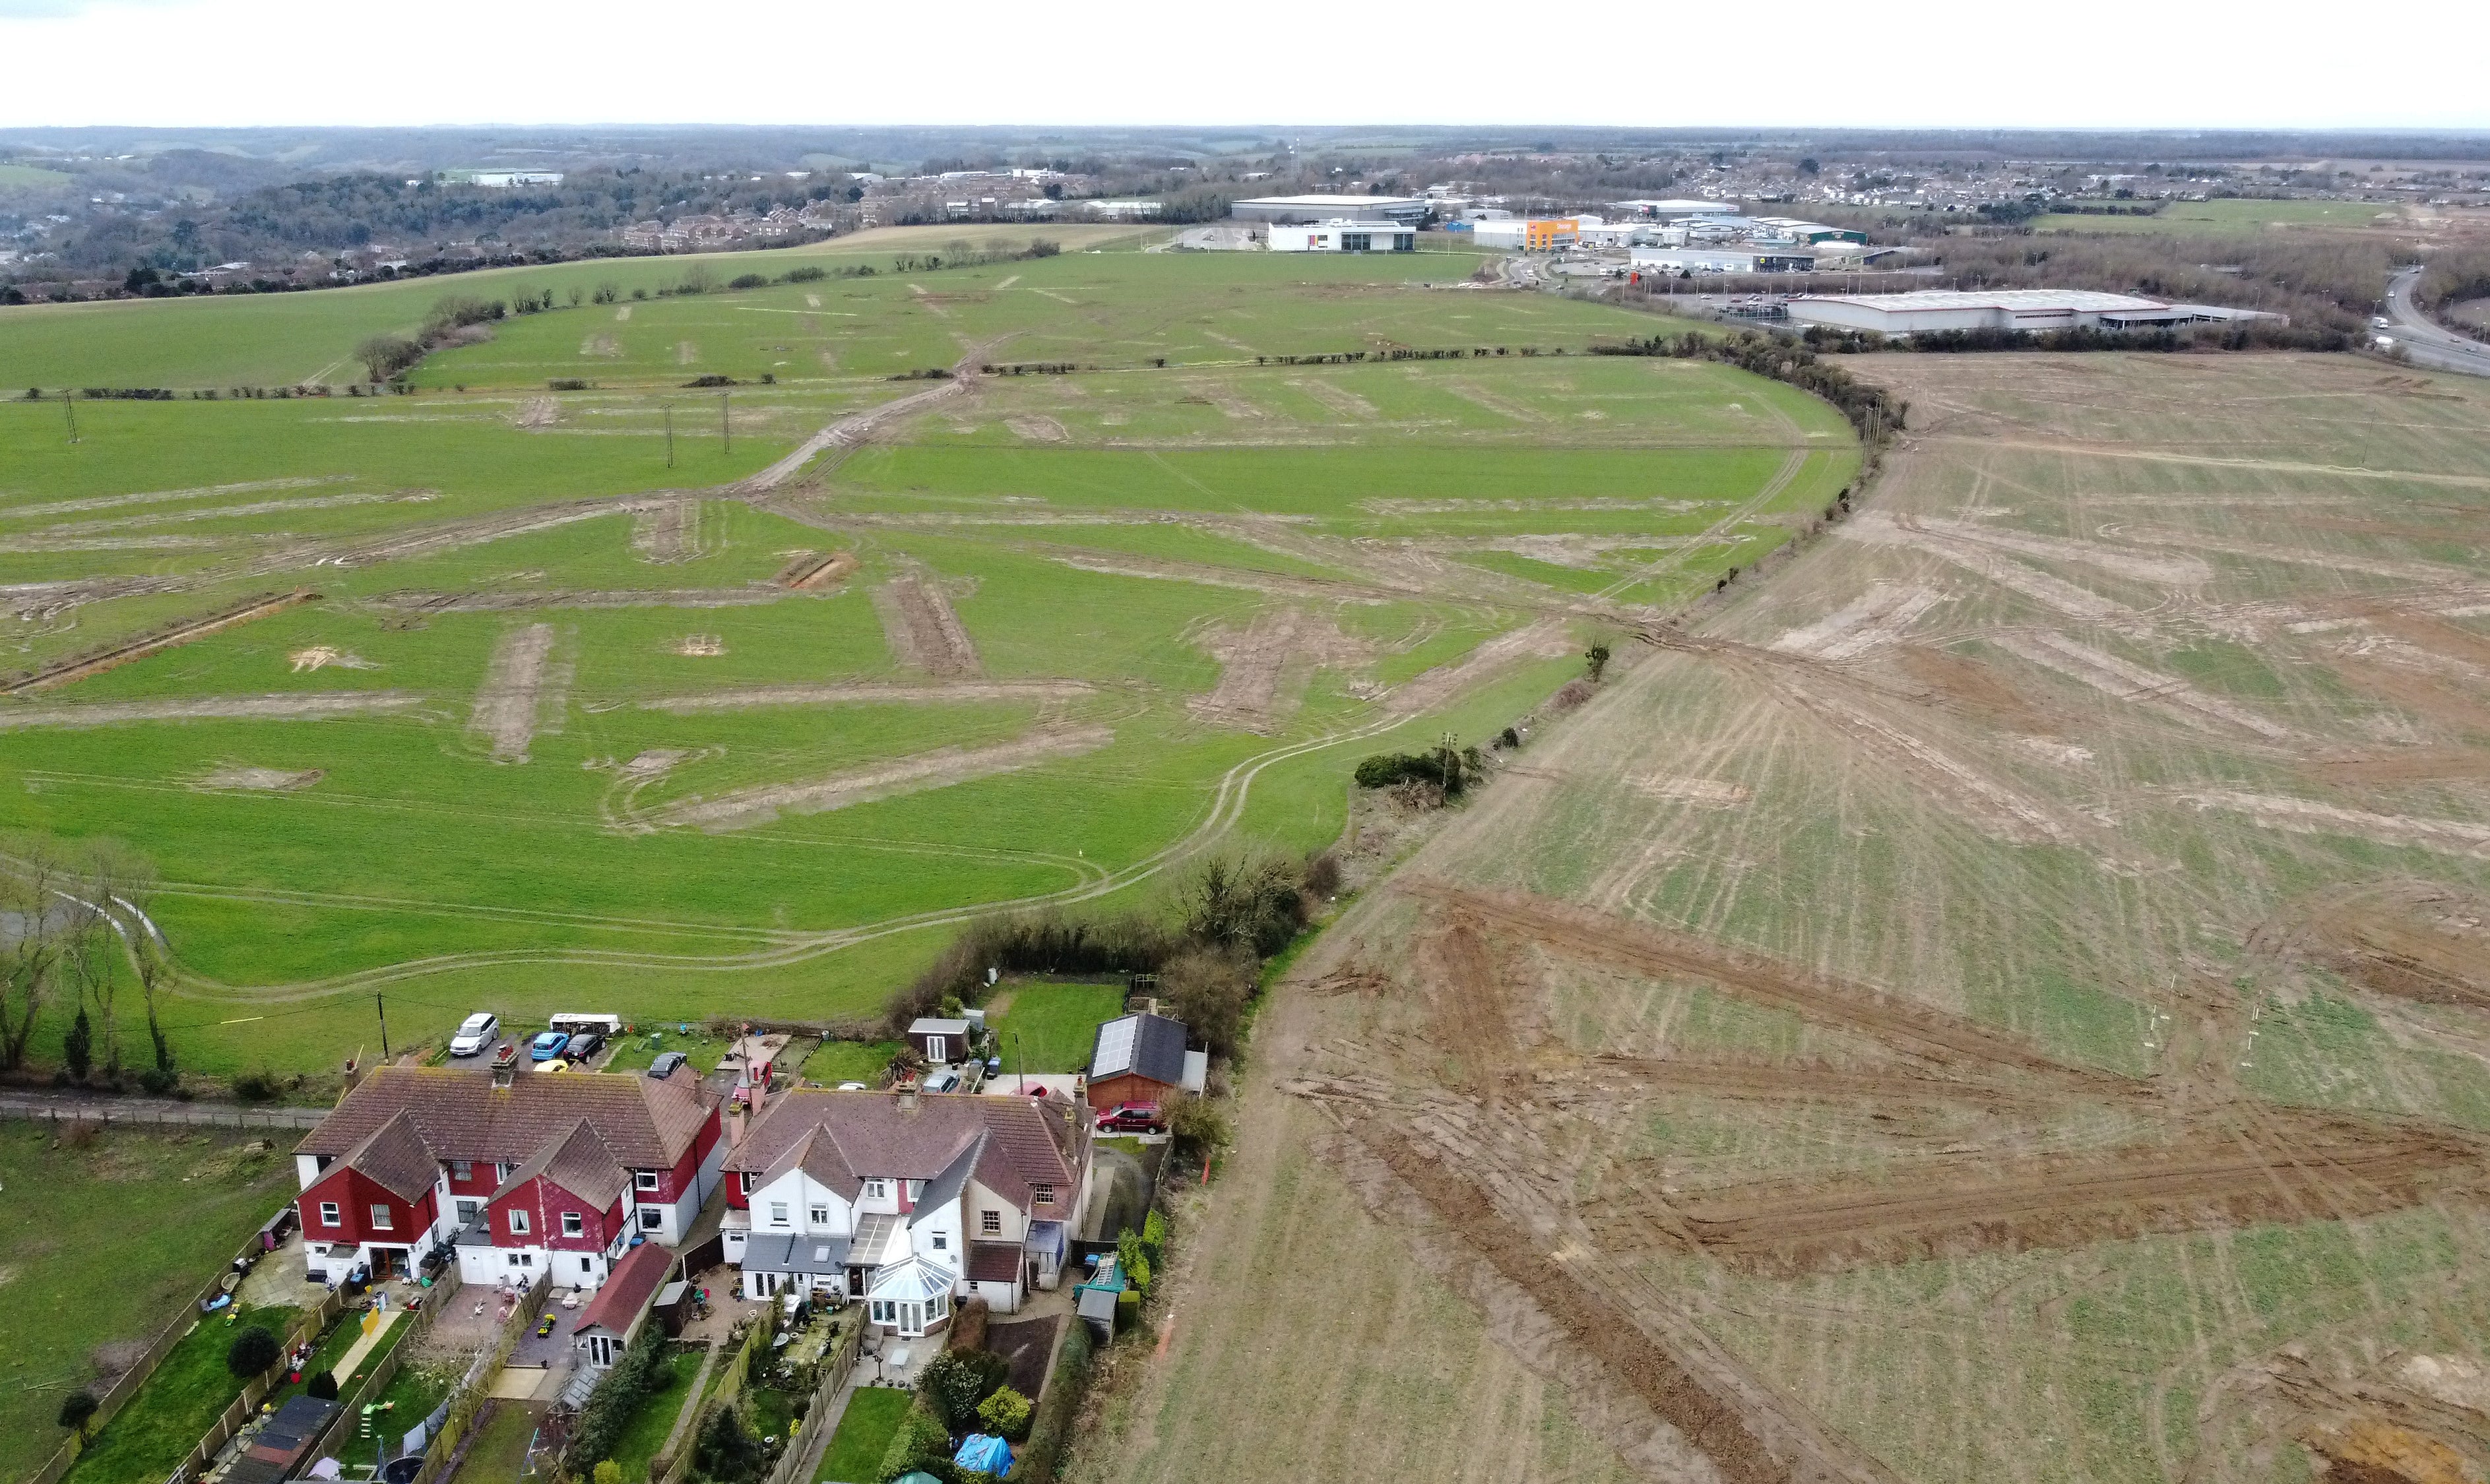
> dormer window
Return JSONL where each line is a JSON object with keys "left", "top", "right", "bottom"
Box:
{"left": 1032, "top": 1183, "right": 1056, "bottom": 1206}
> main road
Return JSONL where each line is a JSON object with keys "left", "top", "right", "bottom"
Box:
{"left": 2382, "top": 266, "right": 2490, "bottom": 377}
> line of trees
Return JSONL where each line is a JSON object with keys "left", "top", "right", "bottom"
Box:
{"left": 1, "top": 839, "right": 180, "bottom": 1092}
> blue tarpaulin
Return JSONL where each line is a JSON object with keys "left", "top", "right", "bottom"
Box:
{"left": 954, "top": 1434, "right": 1013, "bottom": 1477}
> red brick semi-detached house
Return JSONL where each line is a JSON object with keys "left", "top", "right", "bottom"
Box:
{"left": 292, "top": 1065, "right": 725, "bottom": 1290}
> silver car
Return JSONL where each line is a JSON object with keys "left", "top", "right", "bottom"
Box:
{"left": 449, "top": 1012, "right": 499, "bottom": 1057}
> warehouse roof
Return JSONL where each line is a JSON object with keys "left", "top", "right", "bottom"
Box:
{"left": 1793, "top": 290, "right": 2172, "bottom": 313}
{"left": 1238, "top": 193, "right": 1425, "bottom": 208}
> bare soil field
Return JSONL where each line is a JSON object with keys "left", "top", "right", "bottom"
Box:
{"left": 1081, "top": 353, "right": 2490, "bottom": 1484}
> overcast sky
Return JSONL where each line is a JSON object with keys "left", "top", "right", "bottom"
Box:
{"left": 4, "top": 0, "right": 2488, "bottom": 132}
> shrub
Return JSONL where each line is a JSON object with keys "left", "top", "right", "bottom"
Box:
{"left": 918, "top": 1349, "right": 1009, "bottom": 1431}
{"left": 232, "top": 1068, "right": 278, "bottom": 1102}
{"left": 1157, "top": 946, "right": 1254, "bottom": 1058}
{"left": 593, "top": 1462, "right": 622, "bottom": 1484}
{"left": 1547, "top": 679, "right": 1593, "bottom": 712}
{"left": 57, "top": 1390, "right": 98, "bottom": 1432}
{"left": 1353, "top": 740, "right": 1479, "bottom": 797}
{"left": 1300, "top": 850, "right": 1341, "bottom": 899}
{"left": 571, "top": 1331, "right": 668, "bottom": 1464}
{"left": 783, "top": 266, "right": 826, "bottom": 283}
{"left": 976, "top": 1386, "right": 1031, "bottom": 1440}
{"left": 227, "top": 1325, "right": 280, "bottom": 1378}
{"left": 1167, "top": 1093, "right": 1230, "bottom": 1161}
{"left": 1179, "top": 853, "right": 1305, "bottom": 957}
{"left": 727, "top": 274, "right": 769, "bottom": 290}
{"left": 1115, "top": 1229, "right": 1152, "bottom": 1295}
{"left": 1141, "top": 1210, "right": 1167, "bottom": 1268}
{"left": 547, "top": 378, "right": 590, "bottom": 391}
{"left": 307, "top": 1370, "right": 339, "bottom": 1400}
{"left": 138, "top": 1066, "right": 178, "bottom": 1095}
{"left": 684, "top": 374, "right": 736, "bottom": 388}
{"left": 695, "top": 1405, "right": 763, "bottom": 1483}
{"left": 1585, "top": 640, "right": 1612, "bottom": 682}
{"left": 875, "top": 1407, "right": 950, "bottom": 1483}
{"left": 354, "top": 335, "right": 425, "bottom": 383}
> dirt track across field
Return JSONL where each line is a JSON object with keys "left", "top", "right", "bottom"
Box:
{"left": 639, "top": 681, "right": 1093, "bottom": 714}
{"left": 468, "top": 623, "right": 563, "bottom": 762}
{"left": 0, "top": 691, "right": 424, "bottom": 728}
{"left": 870, "top": 573, "right": 980, "bottom": 677}
{"left": 641, "top": 724, "right": 1111, "bottom": 832}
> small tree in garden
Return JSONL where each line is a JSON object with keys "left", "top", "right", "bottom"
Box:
{"left": 226, "top": 1325, "right": 280, "bottom": 1378}
{"left": 57, "top": 1391, "right": 98, "bottom": 1433}
{"left": 976, "top": 1386, "right": 1032, "bottom": 1440}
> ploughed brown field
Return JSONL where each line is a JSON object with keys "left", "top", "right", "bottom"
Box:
{"left": 1071, "top": 352, "right": 2490, "bottom": 1484}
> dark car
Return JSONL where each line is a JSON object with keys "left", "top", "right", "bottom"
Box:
{"left": 647, "top": 1051, "right": 688, "bottom": 1079}
{"left": 1099, "top": 1101, "right": 1165, "bottom": 1134}
{"left": 564, "top": 1030, "right": 605, "bottom": 1061}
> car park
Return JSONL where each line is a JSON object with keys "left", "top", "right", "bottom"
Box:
{"left": 1099, "top": 1101, "right": 1166, "bottom": 1134}
{"left": 529, "top": 1031, "right": 570, "bottom": 1062}
{"left": 449, "top": 1012, "right": 499, "bottom": 1057}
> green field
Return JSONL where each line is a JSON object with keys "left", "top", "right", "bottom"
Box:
{"left": 0, "top": 163, "right": 73, "bottom": 189}
{"left": 0, "top": 251, "right": 1852, "bottom": 1080}
{"left": 2033, "top": 198, "right": 2406, "bottom": 235}
{"left": 0, "top": 1126, "right": 296, "bottom": 1484}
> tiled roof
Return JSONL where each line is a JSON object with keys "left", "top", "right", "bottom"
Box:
{"left": 338, "top": 1111, "right": 439, "bottom": 1204}
{"left": 728, "top": 1091, "right": 1087, "bottom": 1213}
{"left": 576, "top": 1241, "right": 670, "bottom": 1337}
{"left": 967, "top": 1241, "right": 1021, "bottom": 1284}
{"left": 297, "top": 1067, "right": 713, "bottom": 1169}
{"left": 490, "top": 1120, "right": 629, "bottom": 1211}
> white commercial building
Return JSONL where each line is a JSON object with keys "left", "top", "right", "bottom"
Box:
{"left": 1611, "top": 199, "right": 1737, "bottom": 216}
{"left": 1785, "top": 290, "right": 2282, "bottom": 336}
{"left": 1234, "top": 194, "right": 1430, "bottom": 226}
{"left": 1269, "top": 220, "right": 1417, "bottom": 253}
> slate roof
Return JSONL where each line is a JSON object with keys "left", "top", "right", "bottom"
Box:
{"left": 727, "top": 1090, "right": 1087, "bottom": 1214}
{"left": 740, "top": 1232, "right": 852, "bottom": 1275}
{"left": 297, "top": 1066, "right": 714, "bottom": 1169}
{"left": 576, "top": 1241, "right": 670, "bottom": 1338}
{"left": 1088, "top": 1012, "right": 1189, "bottom": 1086}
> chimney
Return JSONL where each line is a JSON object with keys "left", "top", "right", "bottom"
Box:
{"left": 492, "top": 1067, "right": 515, "bottom": 1090}
{"left": 898, "top": 1084, "right": 918, "bottom": 1116}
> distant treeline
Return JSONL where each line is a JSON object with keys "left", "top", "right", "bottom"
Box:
{"left": 1589, "top": 330, "right": 1905, "bottom": 449}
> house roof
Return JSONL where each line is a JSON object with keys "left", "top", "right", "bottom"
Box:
{"left": 1089, "top": 1012, "right": 1188, "bottom": 1086}
{"left": 297, "top": 1066, "right": 714, "bottom": 1170}
{"left": 911, "top": 1141, "right": 980, "bottom": 1227}
{"left": 490, "top": 1119, "right": 630, "bottom": 1212}
{"left": 728, "top": 1090, "right": 1087, "bottom": 1214}
{"left": 334, "top": 1111, "right": 439, "bottom": 1204}
{"left": 576, "top": 1241, "right": 670, "bottom": 1338}
{"left": 967, "top": 1241, "right": 1021, "bottom": 1284}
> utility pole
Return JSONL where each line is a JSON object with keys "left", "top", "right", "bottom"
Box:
{"left": 376, "top": 993, "right": 389, "bottom": 1061}
{"left": 719, "top": 391, "right": 730, "bottom": 454}
{"left": 664, "top": 404, "right": 674, "bottom": 469}
{"left": 61, "top": 390, "right": 79, "bottom": 445}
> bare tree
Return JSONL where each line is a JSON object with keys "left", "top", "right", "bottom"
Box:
{"left": 0, "top": 842, "right": 65, "bottom": 1071}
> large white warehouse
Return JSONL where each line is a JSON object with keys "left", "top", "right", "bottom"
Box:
{"left": 1785, "top": 290, "right": 2277, "bottom": 336}
{"left": 1269, "top": 220, "right": 1417, "bottom": 253}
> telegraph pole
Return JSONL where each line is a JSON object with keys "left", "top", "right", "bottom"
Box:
{"left": 61, "top": 390, "right": 79, "bottom": 445}
{"left": 664, "top": 404, "right": 674, "bottom": 469}
{"left": 375, "top": 993, "right": 390, "bottom": 1061}
{"left": 719, "top": 391, "right": 730, "bottom": 454}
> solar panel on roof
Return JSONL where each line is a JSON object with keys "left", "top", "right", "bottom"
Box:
{"left": 1093, "top": 1017, "right": 1137, "bottom": 1076}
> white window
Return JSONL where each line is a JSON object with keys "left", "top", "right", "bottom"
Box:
{"left": 456, "top": 1198, "right": 482, "bottom": 1225}
{"left": 369, "top": 1204, "right": 393, "bottom": 1230}
{"left": 636, "top": 1171, "right": 660, "bottom": 1192}
{"left": 932, "top": 1292, "right": 948, "bottom": 1318}
{"left": 509, "top": 1209, "right": 530, "bottom": 1235}
{"left": 639, "top": 1208, "right": 663, "bottom": 1231}
{"left": 740, "top": 1172, "right": 757, "bottom": 1194}
{"left": 864, "top": 1179, "right": 885, "bottom": 1201}
{"left": 1032, "top": 1183, "right": 1055, "bottom": 1206}
{"left": 808, "top": 1204, "right": 829, "bottom": 1226}
{"left": 319, "top": 1202, "right": 340, "bottom": 1227}
{"left": 870, "top": 1299, "right": 893, "bottom": 1324}
{"left": 769, "top": 1202, "right": 790, "bottom": 1228}
{"left": 507, "top": 1251, "right": 532, "bottom": 1268}
{"left": 561, "top": 1212, "right": 584, "bottom": 1238}
{"left": 452, "top": 1160, "right": 472, "bottom": 1181}
{"left": 931, "top": 1233, "right": 948, "bottom": 1252}
{"left": 981, "top": 1209, "right": 1002, "bottom": 1235}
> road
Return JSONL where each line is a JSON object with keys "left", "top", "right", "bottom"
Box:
{"left": 2381, "top": 266, "right": 2490, "bottom": 377}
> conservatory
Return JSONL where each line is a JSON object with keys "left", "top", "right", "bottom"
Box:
{"left": 864, "top": 1252, "right": 957, "bottom": 1338}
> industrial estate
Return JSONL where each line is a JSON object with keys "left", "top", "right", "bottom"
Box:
{"left": 5, "top": 121, "right": 2490, "bottom": 1484}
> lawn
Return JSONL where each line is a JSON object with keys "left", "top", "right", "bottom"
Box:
{"left": 812, "top": 1386, "right": 911, "bottom": 1484}
{"left": 57, "top": 1304, "right": 298, "bottom": 1484}
{"left": 798, "top": 1040, "right": 901, "bottom": 1087}
{"left": 443, "top": 1400, "right": 542, "bottom": 1484}
{"left": 365, "top": 1355, "right": 464, "bottom": 1440}
{"left": 986, "top": 980, "right": 1128, "bottom": 1075}
{"left": 0, "top": 1125, "right": 297, "bottom": 1484}
{"left": 602, "top": 1030, "right": 739, "bottom": 1076}
{"left": 603, "top": 1345, "right": 706, "bottom": 1482}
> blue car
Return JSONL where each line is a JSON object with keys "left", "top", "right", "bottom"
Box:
{"left": 529, "top": 1031, "right": 571, "bottom": 1062}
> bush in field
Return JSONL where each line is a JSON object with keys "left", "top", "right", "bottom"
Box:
{"left": 57, "top": 1391, "right": 98, "bottom": 1433}
{"left": 354, "top": 336, "right": 424, "bottom": 383}
{"left": 1180, "top": 853, "right": 1306, "bottom": 957}
{"left": 226, "top": 1326, "right": 280, "bottom": 1378}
